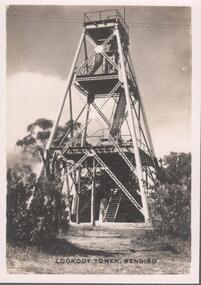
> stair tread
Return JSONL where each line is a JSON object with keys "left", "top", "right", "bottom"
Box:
{"left": 103, "top": 194, "right": 122, "bottom": 222}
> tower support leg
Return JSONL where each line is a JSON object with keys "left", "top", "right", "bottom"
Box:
{"left": 76, "top": 168, "right": 81, "bottom": 224}
{"left": 81, "top": 103, "right": 90, "bottom": 146}
{"left": 127, "top": 50, "right": 156, "bottom": 159}
{"left": 36, "top": 29, "right": 86, "bottom": 181}
{"left": 91, "top": 158, "right": 96, "bottom": 226}
{"left": 115, "top": 26, "right": 150, "bottom": 223}
{"left": 69, "top": 87, "right": 73, "bottom": 138}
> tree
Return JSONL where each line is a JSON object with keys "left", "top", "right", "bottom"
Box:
{"left": 150, "top": 152, "right": 191, "bottom": 240}
{"left": 160, "top": 152, "right": 191, "bottom": 184}
{"left": 7, "top": 118, "right": 82, "bottom": 245}
{"left": 16, "top": 118, "right": 81, "bottom": 161}
{"left": 7, "top": 163, "right": 64, "bottom": 244}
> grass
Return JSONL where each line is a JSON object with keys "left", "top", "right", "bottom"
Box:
{"left": 7, "top": 237, "right": 117, "bottom": 257}
{"left": 133, "top": 230, "right": 191, "bottom": 258}
{"left": 7, "top": 226, "right": 191, "bottom": 275}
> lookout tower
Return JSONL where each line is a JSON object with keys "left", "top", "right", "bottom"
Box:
{"left": 38, "top": 9, "right": 159, "bottom": 225}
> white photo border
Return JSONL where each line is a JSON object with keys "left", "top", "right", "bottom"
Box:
{"left": 0, "top": 0, "right": 200, "bottom": 283}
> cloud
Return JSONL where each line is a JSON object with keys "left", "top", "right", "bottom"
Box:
{"left": 7, "top": 71, "right": 191, "bottom": 160}
{"left": 7, "top": 72, "right": 67, "bottom": 152}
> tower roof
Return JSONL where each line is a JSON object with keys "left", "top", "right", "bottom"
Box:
{"left": 83, "top": 9, "right": 129, "bottom": 38}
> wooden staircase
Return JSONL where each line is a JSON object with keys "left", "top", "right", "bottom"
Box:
{"left": 104, "top": 191, "right": 122, "bottom": 222}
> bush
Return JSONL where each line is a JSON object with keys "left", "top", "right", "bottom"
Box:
{"left": 150, "top": 183, "right": 191, "bottom": 239}
{"left": 150, "top": 152, "right": 191, "bottom": 240}
{"left": 7, "top": 164, "right": 67, "bottom": 245}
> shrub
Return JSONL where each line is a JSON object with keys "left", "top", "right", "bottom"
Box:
{"left": 7, "top": 164, "right": 67, "bottom": 245}
{"left": 150, "top": 182, "right": 191, "bottom": 239}
{"left": 150, "top": 152, "right": 191, "bottom": 240}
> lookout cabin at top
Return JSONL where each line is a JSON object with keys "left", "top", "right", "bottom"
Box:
{"left": 83, "top": 9, "right": 129, "bottom": 43}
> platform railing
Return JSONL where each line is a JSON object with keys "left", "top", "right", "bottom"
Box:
{"left": 83, "top": 9, "right": 129, "bottom": 35}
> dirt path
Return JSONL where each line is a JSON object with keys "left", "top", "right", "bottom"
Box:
{"left": 7, "top": 223, "right": 190, "bottom": 274}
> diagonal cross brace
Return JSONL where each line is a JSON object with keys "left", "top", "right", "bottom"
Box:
{"left": 86, "top": 31, "right": 115, "bottom": 49}
{"left": 92, "top": 102, "right": 112, "bottom": 128}
{"left": 102, "top": 32, "right": 116, "bottom": 47}
{"left": 76, "top": 51, "right": 96, "bottom": 74}
{"left": 108, "top": 135, "right": 137, "bottom": 175}
{"left": 91, "top": 150, "right": 143, "bottom": 214}
{"left": 68, "top": 153, "right": 89, "bottom": 175}
{"left": 83, "top": 32, "right": 117, "bottom": 74}
{"left": 91, "top": 103, "right": 137, "bottom": 176}
{"left": 90, "top": 100, "right": 136, "bottom": 177}
{"left": 102, "top": 51, "right": 119, "bottom": 71}
{"left": 61, "top": 82, "right": 121, "bottom": 155}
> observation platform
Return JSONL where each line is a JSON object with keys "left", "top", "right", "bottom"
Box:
{"left": 83, "top": 9, "right": 129, "bottom": 44}
{"left": 76, "top": 72, "right": 119, "bottom": 95}
{"left": 74, "top": 75, "right": 139, "bottom": 99}
{"left": 51, "top": 145, "right": 154, "bottom": 168}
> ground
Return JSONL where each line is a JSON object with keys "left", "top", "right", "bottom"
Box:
{"left": 7, "top": 223, "right": 191, "bottom": 274}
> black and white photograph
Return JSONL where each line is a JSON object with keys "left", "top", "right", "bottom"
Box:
{"left": 1, "top": 0, "right": 200, "bottom": 283}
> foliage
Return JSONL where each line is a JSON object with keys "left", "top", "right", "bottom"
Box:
{"left": 7, "top": 115, "right": 87, "bottom": 246}
{"left": 9, "top": 117, "right": 82, "bottom": 245}
{"left": 27, "top": 118, "right": 53, "bottom": 132}
{"left": 7, "top": 164, "right": 68, "bottom": 245}
{"left": 16, "top": 118, "right": 81, "bottom": 160}
{"left": 150, "top": 152, "right": 191, "bottom": 240}
{"left": 159, "top": 152, "right": 191, "bottom": 184}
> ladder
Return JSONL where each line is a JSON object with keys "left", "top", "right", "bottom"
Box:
{"left": 109, "top": 135, "right": 151, "bottom": 208}
{"left": 91, "top": 151, "right": 143, "bottom": 214}
{"left": 104, "top": 192, "right": 122, "bottom": 222}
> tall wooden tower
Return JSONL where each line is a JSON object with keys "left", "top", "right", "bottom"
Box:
{"left": 37, "top": 9, "right": 159, "bottom": 225}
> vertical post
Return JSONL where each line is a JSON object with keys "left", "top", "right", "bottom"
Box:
{"left": 123, "top": 6, "right": 126, "bottom": 28}
{"left": 138, "top": 101, "right": 141, "bottom": 147}
{"left": 81, "top": 103, "right": 90, "bottom": 146}
{"left": 36, "top": 29, "right": 85, "bottom": 181}
{"left": 45, "top": 29, "right": 85, "bottom": 152}
{"left": 76, "top": 168, "right": 81, "bottom": 224}
{"left": 69, "top": 87, "right": 73, "bottom": 138}
{"left": 115, "top": 26, "right": 150, "bottom": 223}
{"left": 127, "top": 50, "right": 156, "bottom": 158}
{"left": 76, "top": 195, "right": 80, "bottom": 224}
{"left": 103, "top": 56, "right": 106, "bottom": 73}
{"left": 91, "top": 158, "right": 96, "bottom": 226}
{"left": 145, "top": 167, "right": 148, "bottom": 189}
{"left": 83, "top": 34, "right": 88, "bottom": 73}
{"left": 65, "top": 166, "right": 72, "bottom": 223}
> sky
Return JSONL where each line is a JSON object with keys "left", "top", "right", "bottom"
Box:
{"left": 6, "top": 5, "right": 191, "bottom": 160}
